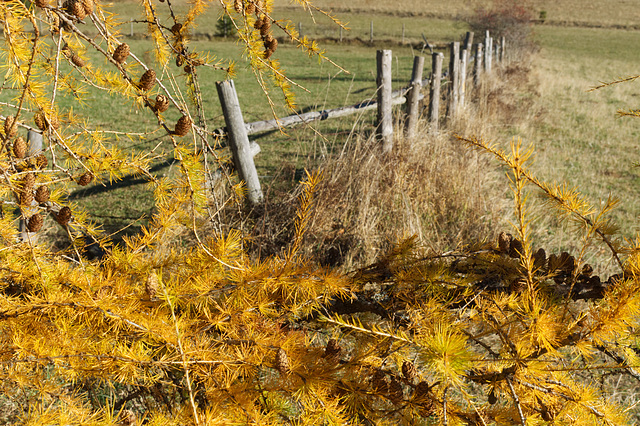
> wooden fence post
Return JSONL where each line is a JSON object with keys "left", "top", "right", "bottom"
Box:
{"left": 429, "top": 52, "right": 443, "bottom": 132}
{"left": 460, "top": 31, "right": 474, "bottom": 106}
{"left": 448, "top": 41, "right": 460, "bottom": 119}
{"left": 485, "top": 34, "right": 493, "bottom": 74}
{"left": 376, "top": 49, "right": 393, "bottom": 153}
{"left": 474, "top": 42, "right": 483, "bottom": 87}
{"left": 404, "top": 55, "right": 425, "bottom": 139}
{"left": 216, "top": 80, "right": 263, "bottom": 205}
{"left": 370, "top": 21, "right": 374, "bottom": 43}
{"left": 500, "top": 36, "right": 506, "bottom": 62}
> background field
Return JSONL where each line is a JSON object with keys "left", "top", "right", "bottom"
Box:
{"left": 25, "top": 0, "right": 640, "bottom": 262}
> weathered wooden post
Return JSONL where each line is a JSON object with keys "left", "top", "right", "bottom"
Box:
{"left": 474, "top": 42, "right": 483, "bottom": 87}
{"left": 459, "top": 31, "right": 474, "bottom": 106}
{"left": 376, "top": 49, "right": 393, "bottom": 153}
{"left": 298, "top": 22, "right": 303, "bottom": 38}
{"left": 447, "top": 41, "right": 460, "bottom": 119}
{"left": 370, "top": 21, "right": 374, "bottom": 43}
{"left": 500, "top": 36, "right": 506, "bottom": 62}
{"left": 429, "top": 52, "right": 443, "bottom": 132}
{"left": 216, "top": 80, "right": 263, "bottom": 205}
{"left": 404, "top": 55, "right": 425, "bottom": 139}
{"left": 485, "top": 32, "right": 493, "bottom": 74}
{"left": 495, "top": 43, "right": 501, "bottom": 64}
{"left": 401, "top": 23, "right": 405, "bottom": 44}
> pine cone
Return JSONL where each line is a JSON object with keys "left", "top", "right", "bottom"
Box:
{"left": 324, "top": 338, "right": 342, "bottom": 361}
{"left": 532, "top": 247, "right": 546, "bottom": 270}
{"left": 35, "top": 0, "right": 50, "bottom": 7}
{"left": 497, "top": 231, "right": 511, "bottom": 253}
{"left": 35, "top": 154, "right": 48, "bottom": 169}
{"left": 70, "top": 0, "right": 87, "bottom": 19}
{"left": 112, "top": 43, "right": 130, "bottom": 64}
{"left": 402, "top": 360, "right": 418, "bottom": 384}
{"left": 387, "top": 376, "right": 404, "bottom": 403}
{"left": 154, "top": 94, "right": 169, "bottom": 113}
{"left": 254, "top": 17, "right": 264, "bottom": 30}
{"left": 56, "top": 206, "right": 72, "bottom": 226}
{"left": 71, "top": 54, "right": 85, "bottom": 67}
{"left": 34, "top": 112, "right": 47, "bottom": 131}
{"left": 82, "top": 0, "right": 95, "bottom": 15}
{"left": 4, "top": 115, "right": 17, "bottom": 138}
{"left": 27, "top": 214, "right": 43, "bottom": 232}
{"left": 146, "top": 273, "right": 159, "bottom": 300}
{"left": 275, "top": 348, "right": 290, "bottom": 375}
{"left": 77, "top": 172, "right": 93, "bottom": 186}
{"left": 22, "top": 173, "right": 35, "bottom": 192}
{"left": 233, "top": 0, "right": 242, "bottom": 13}
{"left": 119, "top": 409, "right": 136, "bottom": 426}
{"left": 173, "top": 115, "right": 192, "bottom": 136}
{"left": 13, "top": 137, "right": 26, "bottom": 159}
{"left": 508, "top": 238, "right": 523, "bottom": 258}
{"left": 35, "top": 186, "right": 50, "bottom": 203}
{"left": 245, "top": 2, "right": 255, "bottom": 15}
{"left": 171, "top": 23, "right": 182, "bottom": 35}
{"left": 260, "top": 19, "right": 271, "bottom": 36}
{"left": 184, "top": 64, "right": 193, "bottom": 74}
{"left": 139, "top": 69, "right": 156, "bottom": 91}
{"left": 20, "top": 191, "right": 34, "bottom": 206}
{"left": 371, "top": 369, "right": 388, "bottom": 393}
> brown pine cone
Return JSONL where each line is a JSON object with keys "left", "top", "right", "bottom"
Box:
{"left": 22, "top": 173, "right": 35, "bottom": 192}
{"left": 71, "top": 54, "right": 85, "bottom": 67}
{"left": 233, "top": 0, "right": 242, "bottom": 13}
{"left": 275, "top": 348, "right": 290, "bottom": 375}
{"left": 13, "top": 137, "right": 27, "bottom": 159}
{"left": 508, "top": 238, "right": 523, "bottom": 258}
{"left": 112, "top": 43, "right": 130, "bottom": 64}
{"left": 35, "top": 186, "right": 50, "bottom": 203}
{"left": 245, "top": 2, "right": 255, "bottom": 15}
{"left": 20, "top": 191, "right": 34, "bottom": 206}
{"left": 51, "top": 14, "right": 60, "bottom": 33}
{"left": 4, "top": 115, "right": 17, "bottom": 139}
{"left": 173, "top": 115, "right": 192, "bottom": 136}
{"left": 77, "top": 172, "right": 93, "bottom": 186}
{"left": 139, "top": 69, "right": 156, "bottom": 91}
{"left": 154, "top": 95, "right": 169, "bottom": 113}
{"left": 171, "top": 23, "right": 182, "bottom": 35}
{"left": 402, "top": 360, "right": 418, "bottom": 384}
{"left": 324, "top": 338, "right": 341, "bottom": 359}
{"left": 34, "top": 112, "right": 47, "bottom": 131}
{"left": 35, "top": 0, "right": 50, "bottom": 7}
{"left": 70, "top": 0, "right": 87, "bottom": 19}
{"left": 260, "top": 19, "right": 271, "bottom": 36}
{"left": 497, "top": 231, "right": 511, "bottom": 253}
{"left": 35, "top": 154, "right": 48, "bottom": 169}
{"left": 387, "top": 376, "right": 404, "bottom": 403}
{"left": 119, "top": 409, "right": 136, "bottom": 426}
{"left": 254, "top": 17, "right": 264, "bottom": 30}
{"left": 82, "top": 0, "right": 95, "bottom": 15}
{"left": 27, "top": 214, "right": 43, "bottom": 232}
{"left": 56, "top": 206, "right": 72, "bottom": 226}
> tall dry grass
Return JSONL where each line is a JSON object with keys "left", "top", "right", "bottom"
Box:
{"left": 253, "top": 61, "right": 544, "bottom": 269}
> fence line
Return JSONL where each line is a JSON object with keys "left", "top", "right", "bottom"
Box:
{"left": 216, "top": 30, "right": 509, "bottom": 205}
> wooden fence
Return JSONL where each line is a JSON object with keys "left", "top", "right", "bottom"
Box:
{"left": 216, "top": 30, "right": 509, "bottom": 205}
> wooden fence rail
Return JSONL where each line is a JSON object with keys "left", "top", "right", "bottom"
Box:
{"left": 215, "top": 30, "right": 508, "bottom": 205}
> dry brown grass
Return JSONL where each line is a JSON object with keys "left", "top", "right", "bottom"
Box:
{"left": 238, "top": 62, "right": 542, "bottom": 269}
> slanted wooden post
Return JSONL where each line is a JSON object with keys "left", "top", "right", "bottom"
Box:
{"left": 474, "top": 42, "right": 483, "bottom": 86}
{"left": 376, "top": 49, "right": 393, "bottom": 153}
{"left": 404, "top": 55, "right": 425, "bottom": 139}
{"left": 370, "top": 21, "right": 374, "bottom": 43}
{"left": 495, "top": 43, "right": 501, "bottom": 64}
{"left": 459, "top": 31, "right": 474, "bottom": 106}
{"left": 448, "top": 41, "right": 460, "bottom": 119}
{"left": 500, "top": 36, "right": 506, "bottom": 62}
{"left": 429, "top": 52, "right": 443, "bottom": 132}
{"left": 216, "top": 80, "right": 263, "bottom": 205}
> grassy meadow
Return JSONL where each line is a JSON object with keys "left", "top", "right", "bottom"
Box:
{"left": 18, "top": 0, "right": 640, "bottom": 264}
